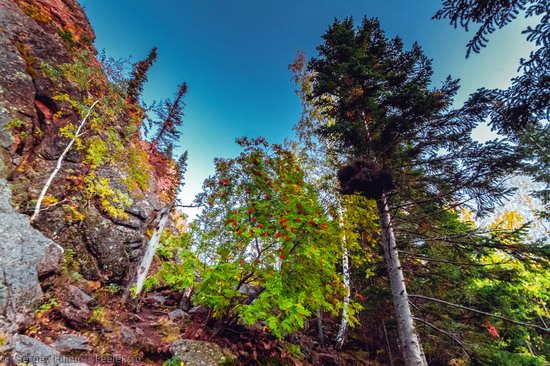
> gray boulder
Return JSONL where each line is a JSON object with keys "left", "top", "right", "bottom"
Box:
{"left": 170, "top": 339, "right": 237, "bottom": 366}
{"left": 0, "top": 178, "right": 62, "bottom": 336}
{"left": 38, "top": 241, "right": 64, "bottom": 278}
{"left": 168, "top": 309, "right": 188, "bottom": 321}
{"left": 12, "top": 334, "right": 87, "bottom": 366}
{"left": 65, "top": 285, "right": 96, "bottom": 311}
{"left": 52, "top": 333, "right": 90, "bottom": 353}
{"left": 120, "top": 325, "right": 137, "bottom": 345}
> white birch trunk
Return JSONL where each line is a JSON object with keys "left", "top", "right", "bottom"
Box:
{"left": 134, "top": 207, "right": 170, "bottom": 296}
{"left": 377, "top": 193, "right": 427, "bottom": 366}
{"left": 335, "top": 200, "right": 351, "bottom": 349}
{"left": 30, "top": 99, "right": 100, "bottom": 222}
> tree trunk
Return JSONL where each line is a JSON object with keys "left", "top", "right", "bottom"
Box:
{"left": 377, "top": 193, "right": 427, "bottom": 366}
{"left": 335, "top": 200, "right": 350, "bottom": 349}
{"left": 31, "top": 99, "right": 100, "bottom": 222}
{"left": 179, "top": 286, "right": 193, "bottom": 311}
{"left": 134, "top": 207, "right": 170, "bottom": 296}
{"left": 317, "top": 307, "right": 325, "bottom": 343}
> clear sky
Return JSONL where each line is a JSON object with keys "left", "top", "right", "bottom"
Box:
{"left": 79, "top": 0, "right": 534, "bottom": 219}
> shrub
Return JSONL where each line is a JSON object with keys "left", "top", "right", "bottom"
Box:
{"left": 190, "top": 138, "right": 352, "bottom": 338}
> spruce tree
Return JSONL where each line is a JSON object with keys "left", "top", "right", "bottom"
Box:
{"left": 150, "top": 82, "right": 188, "bottom": 152}
{"left": 175, "top": 150, "right": 188, "bottom": 197}
{"left": 126, "top": 47, "right": 158, "bottom": 104}
{"left": 435, "top": 0, "right": 549, "bottom": 210}
{"left": 307, "top": 17, "right": 518, "bottom": 365}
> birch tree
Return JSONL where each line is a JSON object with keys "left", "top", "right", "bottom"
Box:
{"left": 134, "top": 207, "right": 171, "bottom": 295}
{"left": 335, "top": 199, "right": 351, "bottom": 348}
{"left": 133, "top": 152, "right": 188, "bottom": 297}
{"left": 31, "top": 99, "right": 100, "bottom": 222}
{"left": 290, "top": 52, "right": 358, "bottom": 348}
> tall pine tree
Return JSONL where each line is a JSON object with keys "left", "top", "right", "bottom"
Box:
{"left": 307, "top": 17, "right": 518, "bottom": 365}
{"left": 126, "top": 47, "right": 158, "bottom": 104}
{"left": 150, "top": 82, "right": 188, "bottom": 152}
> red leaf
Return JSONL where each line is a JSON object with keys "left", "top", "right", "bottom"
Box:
{"left": 485, "top": 323, "right": 500, "bottom": 339}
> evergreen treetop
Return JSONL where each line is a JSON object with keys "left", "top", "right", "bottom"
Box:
{"left": 126, "top": 47, "right": 158, "bottom": 104}
{"left": 151, "top": 82, "right": 188, "bottom": 152}
{"left": 308, "top": 17, "right": 518, "bottom": 212}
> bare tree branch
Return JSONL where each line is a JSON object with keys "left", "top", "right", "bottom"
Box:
{"left": 31, "top": 99, "right": 101, "bottom": 222}
{"left": 409, "top": 294, "right": 549, "bottom": 332}
{"left": 412, "top": 316, "right": 472, "bottom": 360}
{"left": 399, "top": 250, "right": 514, "bottom": 267}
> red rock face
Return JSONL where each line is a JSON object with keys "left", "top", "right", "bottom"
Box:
{"left": 15, "top": 0, "right": 95, "bottom": 43}
{"left": 0, "top": 0, "right": 165, "bottom": 283}
{"left": 34, "top": 98, "right": 53, "bottom": 121}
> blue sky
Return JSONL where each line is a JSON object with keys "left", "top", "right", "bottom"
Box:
{"left": 79, "top": 0, "right": 534, "bottom": 218}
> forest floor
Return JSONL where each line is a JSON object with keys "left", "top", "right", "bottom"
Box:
{"left": 24, "top": 274, "right": 379, "bottom": 366}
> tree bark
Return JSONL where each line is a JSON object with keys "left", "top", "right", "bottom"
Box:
{"left": 134, "top": 207, "right": 170, "bottom": 296}
{"left": 317, "top": 307, "right": 325, "bottom": 343}
{"left": 179, "top": 286, "right": 193, "bottom": 311}
{"left": 335, "top": 200, "right": 350, "bottom": 349}
{"left": 377, "top": 193, "right": 427, "bottom": 366}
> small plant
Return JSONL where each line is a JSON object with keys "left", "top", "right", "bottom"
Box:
{"left": 58, "top": 28, "right": 76, "bottom": 49}
{"left": 5, "top": 118, "right": 30, "bottom": 140}
{"left": 23, "top": 4, "right": 51, "bottom": 24}
{"left": 70, "top": 271, "right": 83, "bottom": 282}
{"left": 64, "top": 204, "right": 85, "bottom": 223}
{"left": 41, "top": 61, "right": 61, "bottom": 82}
{"left": 80, "top": 32, "right": 93, "bottom": 46}
{"left": 89, "top": 306, "right": 109, "bottom": 326}
{"left": 84, "top": 175, "right": 132, "bottom": 219}
{"left": 15, "top": 42, "right": 37, "bottom": 78}
{"left": 125, "top": 144, "right": 150, "bottom": 191}
{"left": 40, "top": 195, "right": 59, "bottom": 206}
{"left": 35, "top": 297, "right": 58, "bottom": 318}
{"left": 4, "top": 118, "right": 27, "bottom": 130}
{"left": 25, "top": 324, "right": 40, "bottom": 336}
{"left": 60, "top": 246, "right": 83, "bottom": 282}
{"left": 163, "top": 356, "right": 183, "bottom": 366}
{"left": 104, "top": 283, "right": 124, "bottom": 294}
{"left": 221, "top": 357, "right": 237, "bottom": 366}
{"left": 285, "top": 343, "right": 302, "bottom": 358}
{"left": 61, "top": 247, "right": 79, "bottom": 272}
{"left": 83, "top": 136, "right": 110, "bottom": 168}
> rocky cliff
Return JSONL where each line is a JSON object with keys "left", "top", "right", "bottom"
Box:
{"left": 0, "top": 0, "right": 173, "bottom": 344}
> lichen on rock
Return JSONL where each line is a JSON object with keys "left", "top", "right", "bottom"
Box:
{"left": 170, "top": 339, "right": 238, "bottom": 366}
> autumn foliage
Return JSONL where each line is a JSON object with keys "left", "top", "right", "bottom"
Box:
{"left": 190, "top": 137, "right": 359, "bottom": 338}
